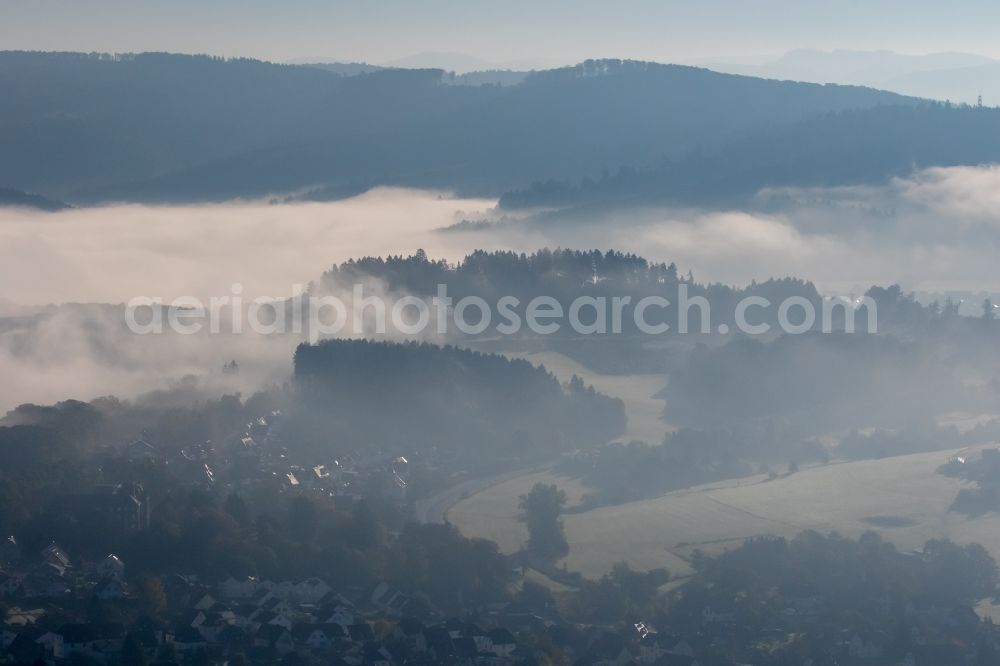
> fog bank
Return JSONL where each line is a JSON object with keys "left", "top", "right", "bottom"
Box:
{"left": 0, "top": 188, "right": 496, "bottom": 305}
{"left": 5, "top": 168, "right": 1000, "bottom": 307}
{"left": 4, "top": 167, "right": 1000, "bottom": 413}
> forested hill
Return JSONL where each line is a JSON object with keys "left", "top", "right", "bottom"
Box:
{"left": 0, "top": 53, "right": 918, "bottom": 203}
{"left": 320, "top": 248, "right": 824, "bottom": 336}
{"left": 292, "top": 339, "right": 626, "bottom": 460}
{"left": 500, "top": 102, "right": 1000, "bottom": 209}
{"left": 0, "top": 186, "right": 69, "bottom": 211}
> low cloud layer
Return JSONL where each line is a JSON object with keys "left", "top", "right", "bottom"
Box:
{"left": 0, "top": 188, "right": 493, "bottom": 411}
{"left": 0, "top": 188, "right": 496, "bottom": 306}
{"left": 5, "top": 168, "right": 1000, "bottom": 307}
{"left": 3, "top": 167, "right": 1000, "bottom": 413}
{"left": 508, "top": 165, "right": 1000, "bottom": 295}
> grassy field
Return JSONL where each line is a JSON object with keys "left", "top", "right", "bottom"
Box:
{"left": 448, "top": 470, "right": 589, "bottom": 553}
{"left": 450, "top": 445, "right": 1000, "bottom": 579}
{"left": 504, "top": 350, "right": 672, "bottom": 444}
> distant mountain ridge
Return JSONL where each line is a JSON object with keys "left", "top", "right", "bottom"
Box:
{"left": 0, "top": 187, "right": 69, "bottom": 211}
{"left": 294, "top": 61, "right": 387, "bottom": 76}
{"left": 298, "top": 61, "right": 529, "bottom": 87}
{"left": 0, "top": 52, "right": 923, "bottom": 204}
{"left": 500, "top": 102, "right": 1000, "bottom": 210}
{"left": 704, "top": 48, "right": 999, "bottom": 104}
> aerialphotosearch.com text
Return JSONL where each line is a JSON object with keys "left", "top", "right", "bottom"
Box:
{"left": 126, "top": 283, "right": 877, "bottom": 340}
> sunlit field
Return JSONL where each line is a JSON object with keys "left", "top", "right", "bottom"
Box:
{"left": 451, "top": 445, "right": 1000, "bottom": 579}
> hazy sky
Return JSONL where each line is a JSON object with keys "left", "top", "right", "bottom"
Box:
{"left": 4, "top": 0, "right": 1000, "bottom": 66}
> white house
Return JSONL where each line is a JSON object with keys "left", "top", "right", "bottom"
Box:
{"left": 127, "top": 438, "right": 160, "bottom": 464}
{"left": 0, "top": 536, "right": 20, "bottom": 564}
{"left": 41, "top": 543, "right": 70, "bottom": 570}
{"left": 96, "top": 554, "right": 126, "bottom": 582}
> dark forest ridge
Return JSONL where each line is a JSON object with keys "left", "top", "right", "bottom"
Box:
{"left": 0, "top": 51, "right": 923, "bottom": 204}
{"left": 0, "top": 186, "right": 69, "bottom": 211}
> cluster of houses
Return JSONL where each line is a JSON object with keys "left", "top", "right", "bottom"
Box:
{"left": 231, "top": 412, "right": 413, "bottom": 504}
{"left": 124, "top": 411, "right": 415, "bottom": 508}
{"left": 646, "top": 595, "right": 1000, "bottom": 666}
{"left": 11, "top": 416, "right": 999, "bottom": 664}
{"left": 0, "top": 535, "right": 708, "bottom": 666}
{"left": 0, "top": 539, "right": 129, "bottom": 604}
{"left": 0, "top": 543, "right": 536, "bottom": 666}
{"left": 6, "top": 533, "right": 995, "bottom": 665}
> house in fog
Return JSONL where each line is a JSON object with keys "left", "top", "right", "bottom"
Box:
{"left": 0, "top": 536, "right": 20, "bottom": 565}
{"left": 41, "top": 543, "right": 70, "bottom": 571}
{"left": 95, "top": 554, "right": 125, "bottom": 582}
{"left": 126, "top": 438, "right": 160, "bottom": 464}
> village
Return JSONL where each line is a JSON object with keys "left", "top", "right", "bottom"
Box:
{"left": 6, "top": 406, "right": 1000, "bottom": 665}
